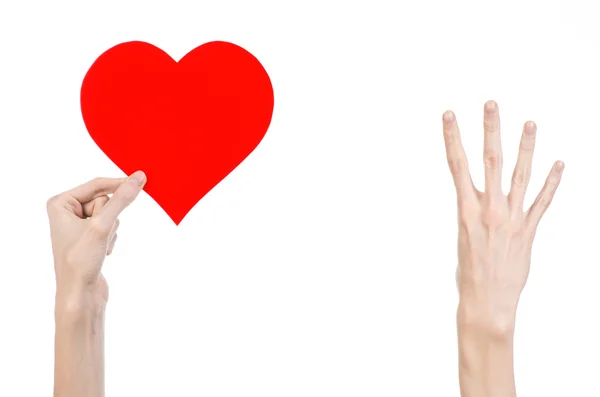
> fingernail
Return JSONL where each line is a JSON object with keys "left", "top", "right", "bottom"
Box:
{"left": 443, "top": 110, "right": 455, "bottom": 123}
{"left": 525, "top": 121, "right": 536, "bottom": 135}
{"left": 484, "top": 100, "right": 498, "bottom": 114}
{"left": 555, "top": 161, "right": 564, "bottom": 172}
{"left": 129, "top": 171, "right": 146, "bottom": 187}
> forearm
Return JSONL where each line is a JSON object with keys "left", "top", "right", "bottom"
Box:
{"left": 54, "top": 288, "right": 105, "bottom": 397}
{"left": 457, "top": 302, "right": 517, "bottom": 397}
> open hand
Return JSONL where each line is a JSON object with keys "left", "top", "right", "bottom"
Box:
{"left": 443, "top": 100, "right": 564, "bottom": 328}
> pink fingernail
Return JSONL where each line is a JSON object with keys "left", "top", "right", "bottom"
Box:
{"left": 525, "top": 121, "right": 536, "bottom": 135}
{"left": 443, "top": 110, "right": 455, "bottom": 123}
{"left": 484, "top": 100, "right": 498, "bottom": 114}
{"left": 555, "top": 161, "right": 564, "bottom": 172}
{"left": 130, "top": 171, "right": 147, "bottom": 187}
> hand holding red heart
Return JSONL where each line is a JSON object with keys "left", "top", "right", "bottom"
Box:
{"left": 47, "top": 171, "right": 146, "bottom": 308}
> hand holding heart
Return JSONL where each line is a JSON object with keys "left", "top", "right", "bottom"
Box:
{"left": 47, "top": 171, "right": 146, "bottom": 306}
{"left": 59, "top": 40, "right": 272, "bottom": 307}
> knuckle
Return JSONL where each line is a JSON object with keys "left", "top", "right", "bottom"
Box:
{"left": 88, "top": 177, "right": 102, "bottom": 189}
{"left": 95, "top": 195, "right": 110, "bottom": 206}
{"left": 117, "top": 182, "right": 139, "bottom": 198}
{"left": 537, "top": 193, "right": 552, "bottom": 210}
{"left": 88, "top": 218, "right": 110, "bottom": 237}
{"left": 482, "top": 211, "right": 502, "bottom": 228}
{"left": 46, "top": 195, "right": 59, "bottom": 210}
{"left": 482, "top": 201, "right": 507, "bottom": 227}
{"left": 546, "top": 177, "right": 560, "bottom": 189}
{"left": 484, "top": 121, "right": 500, "bottom": 134}
{"left": 540, "top": 198, "right": 551, "bottom": 209}
{"left": 520, "top": 137, "right": 536, "bottom": 152}
{"left": 46, "top": 194, "right": 69, "bottom": 212}
{"left": 484, "top": 152, "right": 499, "bottom": 169}
{"left": 448, "top": 158, "right": 463, "bottom": 175}
{"left": 512, "top": 169, "right": 529, "bottom": 187}
{"left": 88, "top": 177, "right": 107, "bottom": 194}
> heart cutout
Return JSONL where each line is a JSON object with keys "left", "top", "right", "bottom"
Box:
{"left": 81, "top": 41, "right": 274, "bottom": 224}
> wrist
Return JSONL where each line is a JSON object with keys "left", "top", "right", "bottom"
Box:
{"left": 457, "top": 323, "right": 516, "bottom": 397}
{"left": 457, "top": 299, "right": 517, "bottom": 339}
{"left": 55, "top": 283, "right": 104, "bottom": 321}
{"left": 457, "top": 300, "right": 517, "bottom": 397}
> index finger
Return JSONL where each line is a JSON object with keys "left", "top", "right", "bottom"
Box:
{"left": 67, "top": 177, "right": 127, "bottom": 203}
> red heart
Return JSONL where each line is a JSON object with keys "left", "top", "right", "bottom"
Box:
{"left": 81, "top": 41, "right": 274, "bottom": 224}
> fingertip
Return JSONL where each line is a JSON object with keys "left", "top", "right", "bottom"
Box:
{"left": 484, "top": 100, "right": 498, "bottom": 114}
{"left": 524, "top": 121, "right": 536, "bottom": 135}
{"left": 554, "top": 160, "right": 565, "bottom": 172}
{"left": 443, "top": 110, "right": 455, "bottom": 123}
{"left": 129, "top": 170, "right": 147, "bottom": 188}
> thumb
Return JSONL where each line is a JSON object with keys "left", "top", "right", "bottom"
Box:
{"left": 97, "top": 171, "right": 146, "bottom": 227}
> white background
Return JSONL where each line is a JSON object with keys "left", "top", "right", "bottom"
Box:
{"left": 0, "top": 0, "right": 598, "bottom": 396}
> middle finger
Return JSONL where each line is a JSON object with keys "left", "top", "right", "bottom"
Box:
{"left": 483, "top": 100, "right": 503, "bottom": 197}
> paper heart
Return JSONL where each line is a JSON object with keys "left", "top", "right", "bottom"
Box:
{"left": 81, "top": 41, "right": 274, "bottom": 224}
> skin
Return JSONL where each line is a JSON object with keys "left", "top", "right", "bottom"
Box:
{"left": 48, "top": 171, "right": 146, "bottom": 397}
{"left": 443, "top": 100, "right": 564, "bottom": 397}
